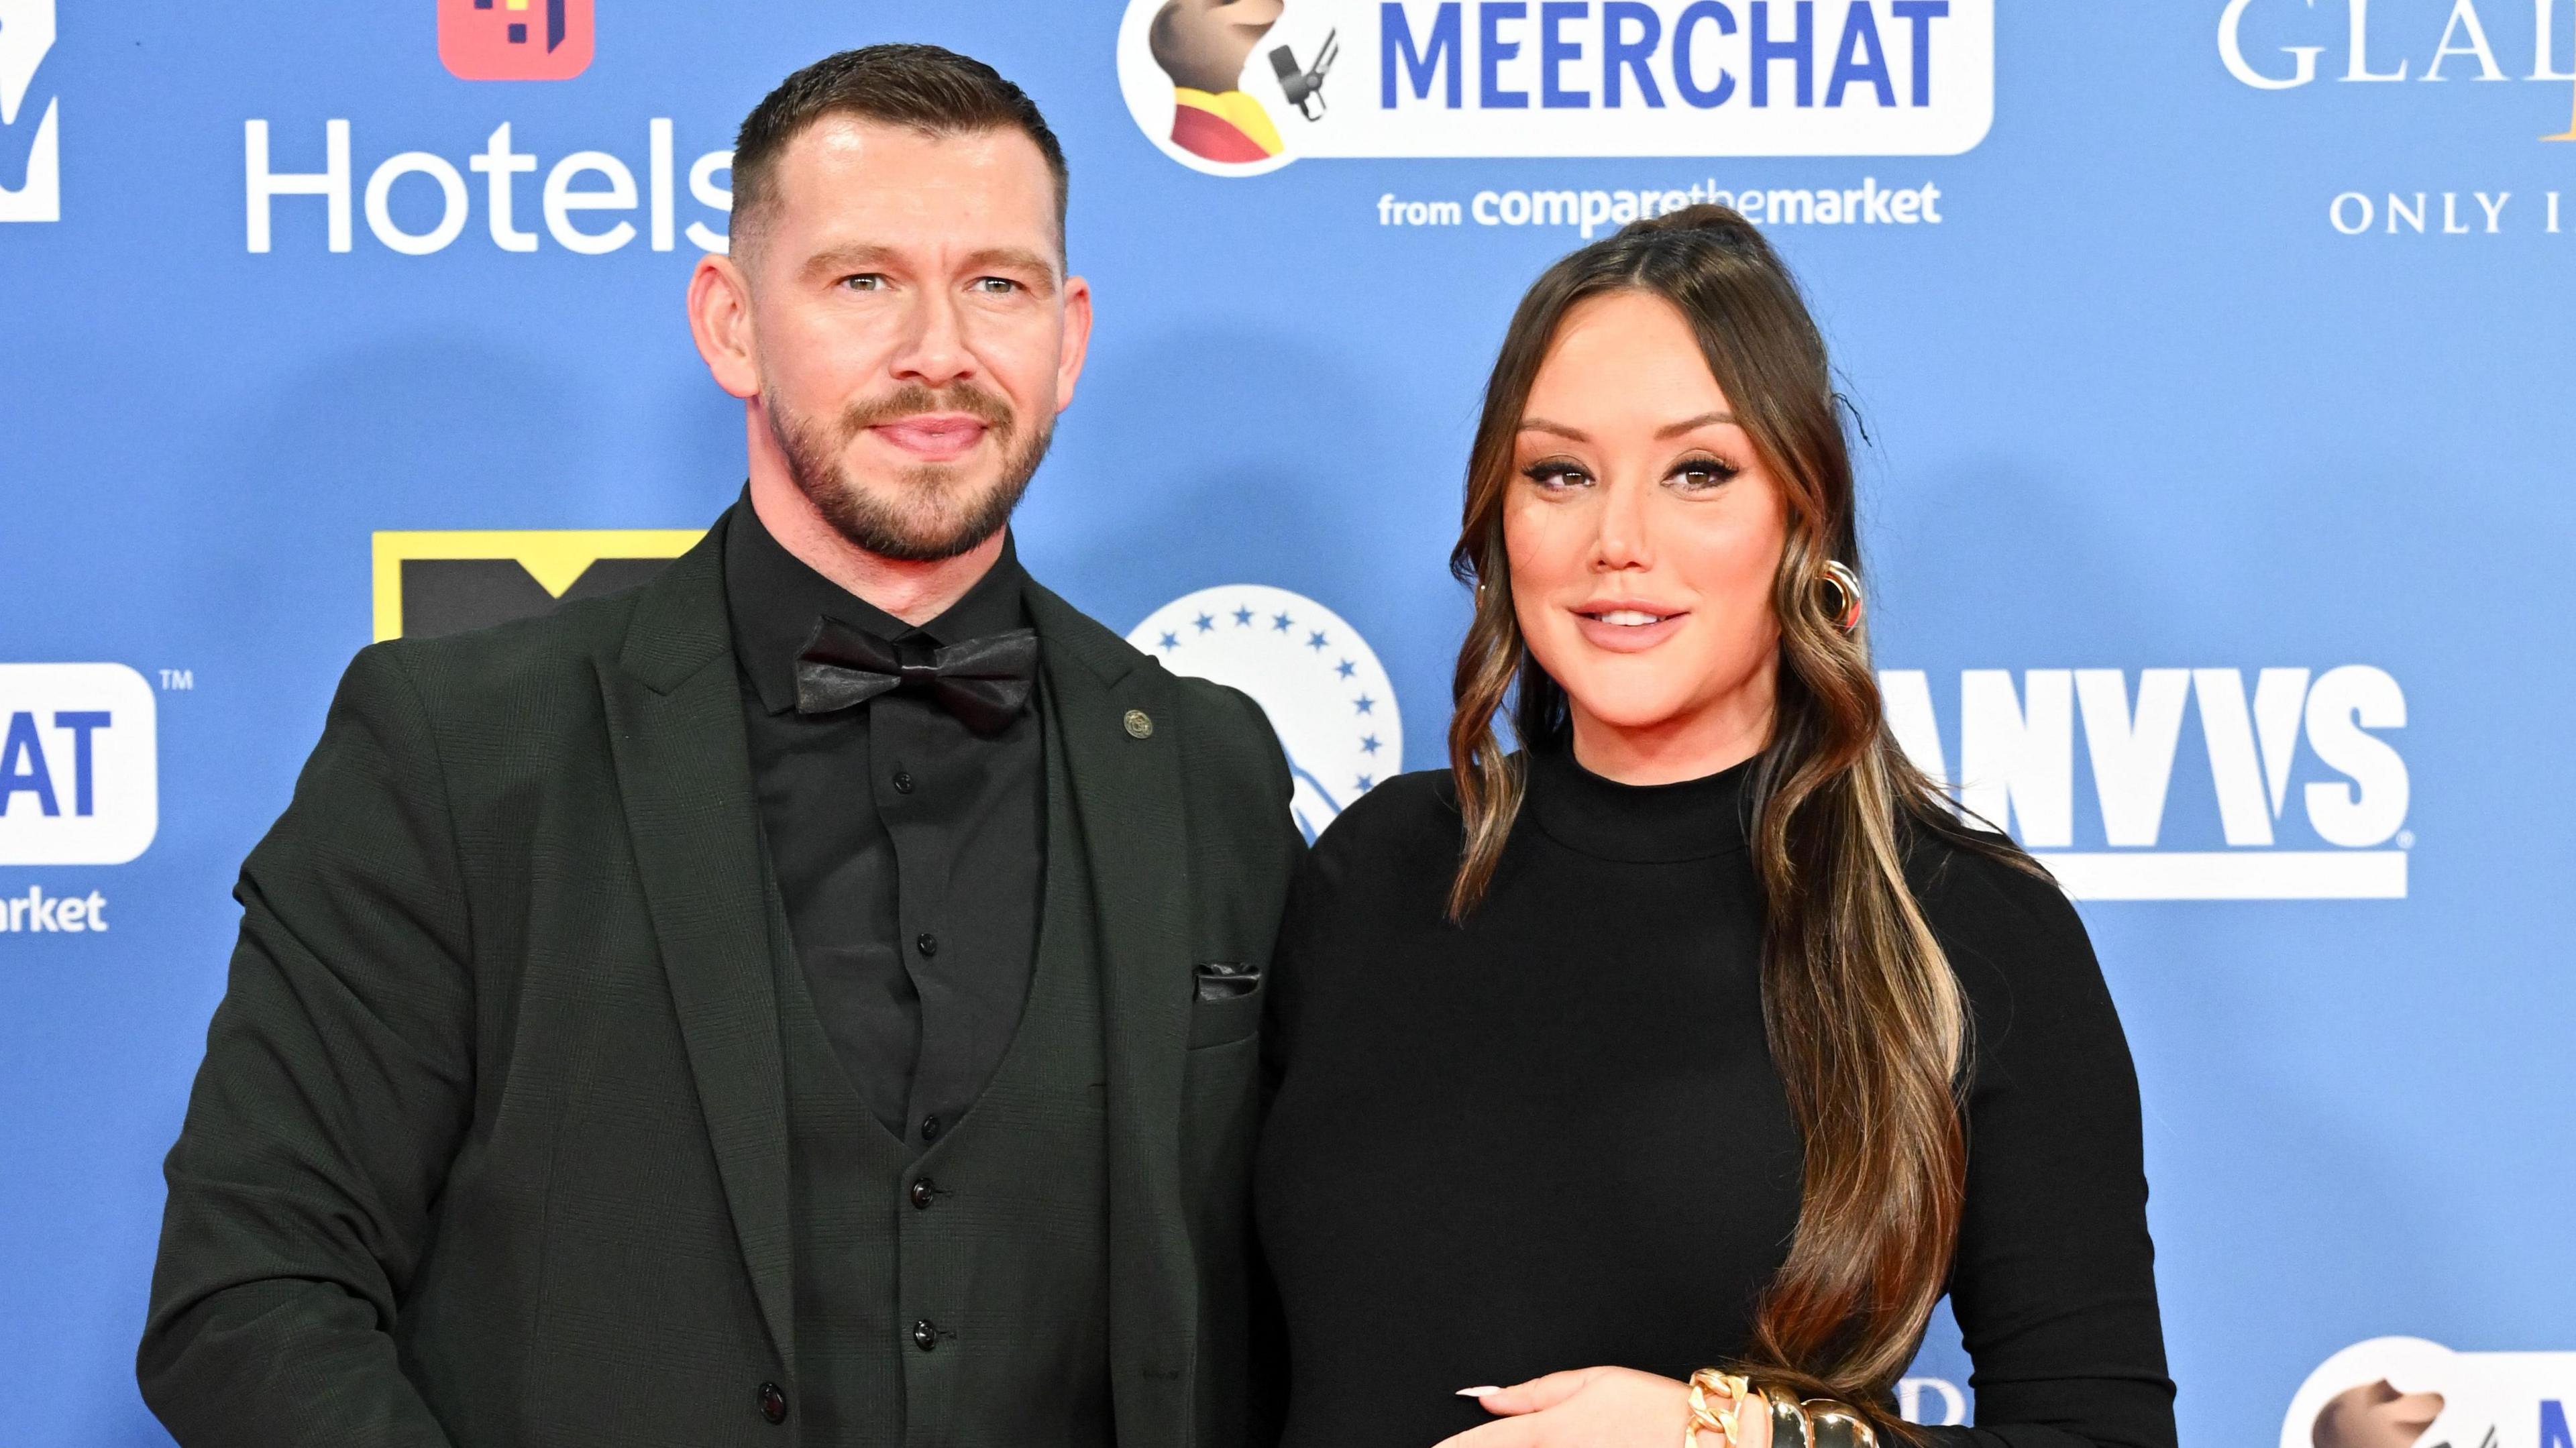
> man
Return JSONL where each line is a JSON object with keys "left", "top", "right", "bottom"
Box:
{"left": 139, "top": 45, "right": 1301, "bottom": 1448}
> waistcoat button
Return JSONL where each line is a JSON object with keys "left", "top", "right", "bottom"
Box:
{"left": 912, "top": 1319, "right": 938, "bottom": 1351}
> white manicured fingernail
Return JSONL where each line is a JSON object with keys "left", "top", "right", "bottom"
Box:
{"left": 1458, "top": 1386, "right": 1502, "bottom": 1397}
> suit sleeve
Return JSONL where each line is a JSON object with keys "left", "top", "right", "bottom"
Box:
{"left": 1222, "top": 682, "right": 1306, "bottom": 871}
{"left": 1205, "top": 681, "right": 1302, "bottom": 1448}
{"left": 138, "top": 644, "right": 474, "bottom": 1448}
{"left": 1917, "top": 856, "right": 2178, "bottom": 1448}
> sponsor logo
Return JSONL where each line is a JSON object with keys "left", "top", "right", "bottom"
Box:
{"left": 1375, "top": 172, "right": 1949, "bottom": 236}
{"left": 373, "top": 530, "right": 702, "bottom": 641}
{"left": 2220, "top": 0, "right": 2576, "bottom": 140}
{"left": 2220, "top": 0, "right": 2576, "bottom": 234}
{"left": 0, "top": 0, "right": 59, "bottom": 223}
{"left": 245, "top": 120, "right": 732, "bottom": 256}
{"left": 0, "top": 885, "right": 109, "bottom": 934}
{"left": 1118, "top": 0, "right": 1994, "bottom": 176}
{"left": 1898, "top": 1378, "right": 1966, "bottom": 1427}
{"left": 1128, "top": 586, "right": 1401, "bottom": 840}
{"left": 0, "top": 665, "right": 157, "bottom": 867}
{"left": 439, "top": 0, "right": 595, "bottom": 82}
{"left": 2288, "top": 1337, "right": 2576, "bottom": 1448}
{"left": 1880, "top": 666, "right": 2409, "bottom": 900}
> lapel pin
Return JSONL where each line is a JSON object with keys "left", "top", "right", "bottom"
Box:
{"left": 1124, "top": 708, "right": 1154, "bottom": 740}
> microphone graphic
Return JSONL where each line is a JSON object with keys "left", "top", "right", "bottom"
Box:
{"left": 1269, "top": 28, "right": 1340, "bottom": 122}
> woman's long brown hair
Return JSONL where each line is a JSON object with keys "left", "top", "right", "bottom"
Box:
{"left": 1446, "top": 206, "right": 2039, "bottom": 1432}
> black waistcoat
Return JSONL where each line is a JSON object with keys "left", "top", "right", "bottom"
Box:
{"left": 769, "top": 687, "right": 1114, "bottom": 1447}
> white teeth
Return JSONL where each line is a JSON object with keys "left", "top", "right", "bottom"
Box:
{"left": 1596, "top": 610, "right": 1666, "bottom": 626}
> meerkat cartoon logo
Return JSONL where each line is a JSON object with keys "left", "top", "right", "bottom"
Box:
{"left": 1152, "top": 0, "right": 1287, "bottom": 164}
{"left": 1116, "top": 0, "right": 1337, "bottom": 176}
{"left": 2283, "top": 1336, "right": 2576, "bottom": 1448}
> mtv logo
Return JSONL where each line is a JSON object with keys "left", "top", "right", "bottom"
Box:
{"left": 0, "top": 0, "right": 60, "bottom": 222}
{"left": 372, "top": 530, "right": 703, "bottom": 641}
{"left": 437, "top": 0, "right": 594, "bottom": 82}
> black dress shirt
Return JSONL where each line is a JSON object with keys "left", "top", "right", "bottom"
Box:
{"left": 723, "top": 495, "right": 1044, "bottom": 1146}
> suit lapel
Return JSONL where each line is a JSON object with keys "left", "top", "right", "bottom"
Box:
{"left": 595, "top": 518, "right": 796, "bottom": 1370}
{"left": 1027, "top": 582, "right": 1198, "bottom": 1445}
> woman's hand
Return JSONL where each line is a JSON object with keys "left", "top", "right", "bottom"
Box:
{"left": 1438, "top": 1366, "right": 1774, "bottom": 1448}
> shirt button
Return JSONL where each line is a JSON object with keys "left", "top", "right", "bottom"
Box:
{"left": 912, "top": 1319, "right": 939, "bottom": 1351}
{"left": 910, "top": 1177, "right": 936, "bottom": 1209}
{"left": 892, "top": 770, "right": 914, "bottom": 794}
{"left": 757, "top": 1382, "right": 788, "bottom": 1424}
{"left": 916, "top": 932, "right": 938, "bottom": 958}
{"left": 920, "top": 1115, "right": 941, "bottom": 1142}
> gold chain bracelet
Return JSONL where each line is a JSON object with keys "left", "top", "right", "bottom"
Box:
{"left": 1685, "top": 1369, "right": 1756, "bottom": 1448}
{"left": 1687, "top": 1374, "right": 1884, "bottom": 1448}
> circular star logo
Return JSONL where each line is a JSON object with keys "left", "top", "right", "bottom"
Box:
{"left": 1127, "top": 584, "right": 1399, "bottom": 840}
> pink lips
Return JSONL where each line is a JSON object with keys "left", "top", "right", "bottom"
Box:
{"left": 870, "top": 412, "right": 991, "bottom": 462}
{"left": 1570, "top": 606, "right": 1688, "bottom": 653}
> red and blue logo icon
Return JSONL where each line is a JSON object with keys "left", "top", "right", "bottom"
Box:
{"left": 437, "top": 0, "right": 594, "bottom": 82}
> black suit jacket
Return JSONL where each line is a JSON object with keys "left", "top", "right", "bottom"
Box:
{"left": 140, "top": 518, "right": 1305, "bottom": 1447}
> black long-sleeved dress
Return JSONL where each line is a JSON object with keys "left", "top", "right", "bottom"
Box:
{"left": 1253, "top": 749, "right": 2176, "bottom": 1448}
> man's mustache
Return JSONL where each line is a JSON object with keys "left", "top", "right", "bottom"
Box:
{"left": 839, "top": 383, "right": 1015, "bottom": 438}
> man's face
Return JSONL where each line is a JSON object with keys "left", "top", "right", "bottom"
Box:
{"left": 737, "top": 117, "right": 1085, "bottom": 562}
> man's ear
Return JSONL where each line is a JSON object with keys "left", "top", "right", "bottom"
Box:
{"left": 1055, "top": 274, "right": 1095, "bottom": 414}
{"left": 688, "top": 252, "right": 762, "bottom": 401}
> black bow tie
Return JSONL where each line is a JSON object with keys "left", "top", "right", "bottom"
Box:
{"left": 792, "top": 618, "right": 1040, "bottom": 736}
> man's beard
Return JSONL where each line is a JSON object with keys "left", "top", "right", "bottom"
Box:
{"left": 767, "top": 380, "right": 1054, "bottom": 563}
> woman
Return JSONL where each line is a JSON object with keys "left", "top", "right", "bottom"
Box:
{"left": 1252, "top": 208, "right": 2176, "bottom": 1448}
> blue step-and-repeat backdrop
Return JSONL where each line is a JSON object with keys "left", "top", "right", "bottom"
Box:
{"left": 4, "top": 1, "right": 2572, "bottom": 1443}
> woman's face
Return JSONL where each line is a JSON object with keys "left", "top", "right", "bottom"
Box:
{"left": 1503, "top": 289, "right": 1791, "bottom": 781}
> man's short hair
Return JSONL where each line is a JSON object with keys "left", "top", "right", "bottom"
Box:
{"left": 730, "top": 44, "right": 1070, "bottom": 261}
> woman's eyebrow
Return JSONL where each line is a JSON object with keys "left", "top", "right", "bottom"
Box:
{"left": 1656, "top": 410, "right": 1737, "bottom": 439}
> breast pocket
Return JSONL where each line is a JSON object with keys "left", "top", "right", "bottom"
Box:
{"left": 1187, "top": 962, "right": 1264, "bottom": 1049}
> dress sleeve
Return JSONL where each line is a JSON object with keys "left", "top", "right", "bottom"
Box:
{"left": 1913, "top": 852, "right": 2178, "bottom": 1448}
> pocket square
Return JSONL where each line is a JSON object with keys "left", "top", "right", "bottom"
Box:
{"left": 1194, "top": 962, "right": 1263, "bottom": 1002}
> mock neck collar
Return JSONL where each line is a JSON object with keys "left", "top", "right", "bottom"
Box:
{"left": 1523, "top": 745, "right": 1754, "bottom": 863}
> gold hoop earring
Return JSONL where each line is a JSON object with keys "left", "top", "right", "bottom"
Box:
{"left": 1819, "top": 561, "right": 1864, "bottom": 634}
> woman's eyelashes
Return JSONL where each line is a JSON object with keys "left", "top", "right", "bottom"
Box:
{"left": 1666, "top": 453, "right": 1741, "bottom": 491}
{"left": 1520, "top": 458, "right": 1591, "bottom": 491}
{"left": 1518, "top": 454, "right": 1742, "bottom": 493}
